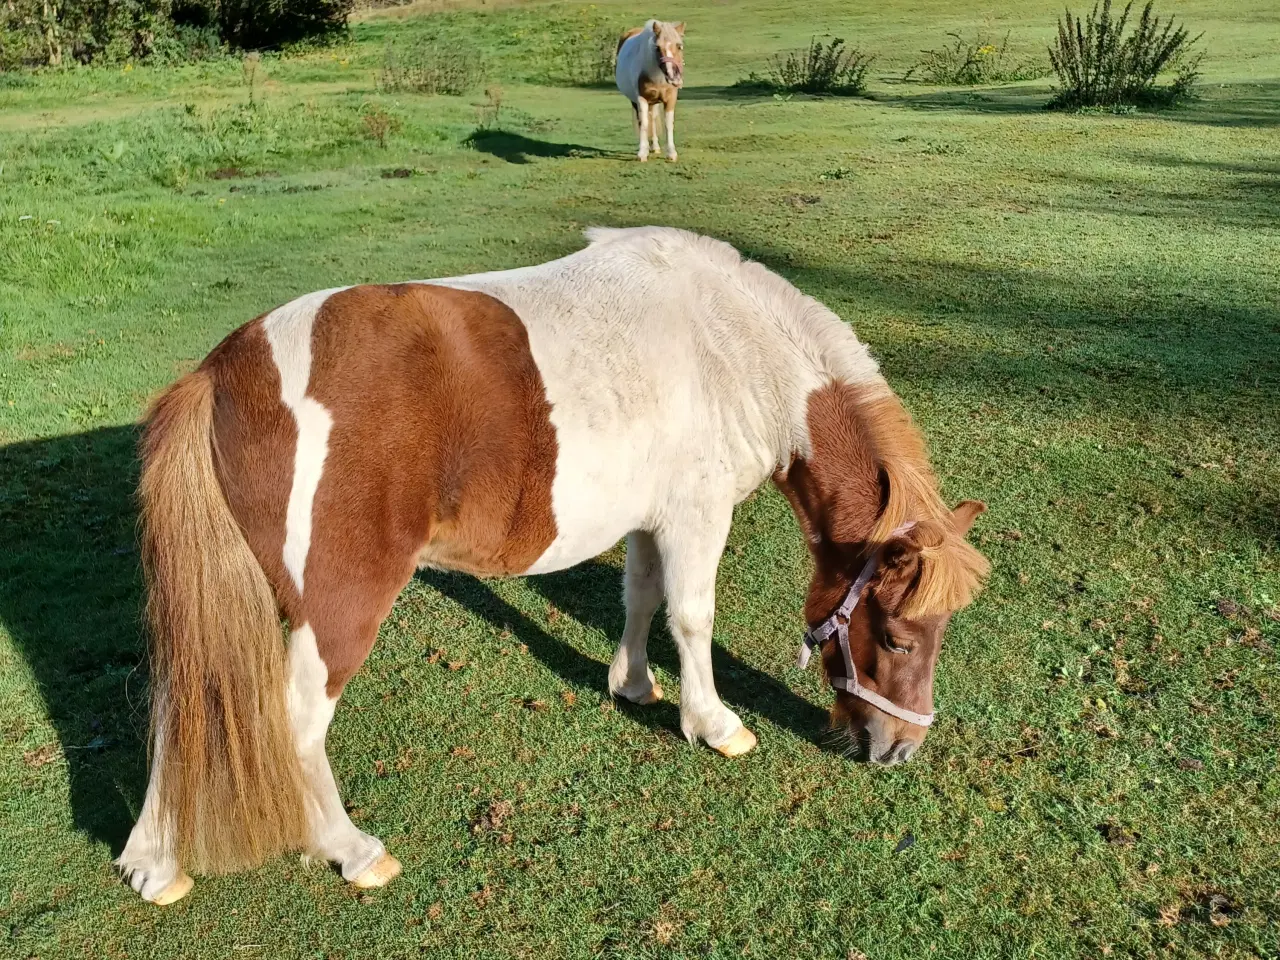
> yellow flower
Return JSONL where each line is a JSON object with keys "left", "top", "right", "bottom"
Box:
{"left": 123, "top": 62, "right": 133, "bottom": 72}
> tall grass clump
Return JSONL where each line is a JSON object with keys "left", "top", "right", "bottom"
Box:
{"left": 1047, "top": 0, "right": 1203, "bottom": 109}
{"left": 740, "top": 36, "right": 874, "bottom": 96}
{"left": 381, "top": 39, "right": 485, "bottom": 95}
{"left": 906, "top": 31, "right": 1047, "bottom": 85}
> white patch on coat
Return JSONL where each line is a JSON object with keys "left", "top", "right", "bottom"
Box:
{"left": 262, "top": 289, "right": 345, "bottom": 596}
{"left": 433, "top": 226, "right": 886, "bottom": 576}
{"left": 287, "top": 623, "right": 386, "bottom": 878}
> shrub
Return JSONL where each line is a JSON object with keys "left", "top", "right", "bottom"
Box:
{"left": 554, "top": 22, "right": 617, "bottom": 88}
{"left": 742, "top": 37, "right": 874, "bottom": 96}
{"left": 380, "top": 39, "right": 485, "bottom": 95}
{"left": 1047, "top": 0, "right": 1203, "bottom": 109}
{"left": 216, "top": 0, "right": 352, "bottom": 51}
{"left": 0, "top": 0, "right": 348, "bottom": 68}
{"left": 906, "top": 30, "right": 1047, "bottom": 85}
{"left": 360, "top": 103, "right": 402, "bottom": 148}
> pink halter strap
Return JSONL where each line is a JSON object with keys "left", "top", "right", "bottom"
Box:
{"left": 797, "top": 524, "right": 935, "bottom": 728}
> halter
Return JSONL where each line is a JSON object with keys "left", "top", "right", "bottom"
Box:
{"left": 797, "top": 523, "right": 935, "bottom": 728}
{"left": 658, "top": 55, "right": 682, "bottom": 82}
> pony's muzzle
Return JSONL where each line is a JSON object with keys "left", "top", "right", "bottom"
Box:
{"left": 836, "top": 698, "right": 928, "bottom": 765}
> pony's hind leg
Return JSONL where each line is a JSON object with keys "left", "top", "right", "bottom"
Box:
{"left": 289, "top": 616, "right": 401, "bottom": 888}
{"left": 656, "top": 510, "right": 756, "bottom": 757}
{"left": 116, "top": 714, "right": 193, "bottom": 905}
{"left": 649, "top": 103, "right": 661, "bottom": 154}
{"left": 609, "top": 530, "right": 665, "bottom": 704}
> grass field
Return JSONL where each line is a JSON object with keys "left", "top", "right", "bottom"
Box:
{"left": 1, "top": 0, "right": 1278, "bottom": 956}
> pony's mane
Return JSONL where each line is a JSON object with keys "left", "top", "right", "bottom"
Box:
{"left": 851, "top": 387, "right": 989, "bottom": 617}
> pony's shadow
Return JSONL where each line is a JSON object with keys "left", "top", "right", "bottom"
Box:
{"left": 417, "top": 560, "right": 833, "bottom": 748}
{"left": 463, "top": 129, "right": 630, "bottom": 165}
{"left": 0, "top": 425, "right": 148, "bottom": 854}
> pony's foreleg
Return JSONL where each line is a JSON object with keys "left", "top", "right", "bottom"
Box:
{"left": 635, "top": 98, "right": 651, "bottom": 162}
{"left": 657, "top": 512, "right": 757, "bottom": 757}
{"left": 609, "top": 530, "right": 665, "bottom": 704}
{"left": 663, "top": 97, "right": 678, "bottom": 162}
{"left": 287, "top": 622, "right": 400, "bottom": 888}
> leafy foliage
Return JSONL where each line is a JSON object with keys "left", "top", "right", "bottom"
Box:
{"left": 1047, "top": 0, "right": 1203, "bottom": 109}
{"left": 906, "top": 30, "right": 1047, "bottom": 85}
{"left": 0, "top": 0, "right": 349, "bottom": 68}
{"left": 553, "top": 21, "right": 617, "bottom": 88}
{"left": 742, "top": 36, "right": 874, "bottom": 96}
{"left": 380, "top": 38, "right": 486, "bottom": 95}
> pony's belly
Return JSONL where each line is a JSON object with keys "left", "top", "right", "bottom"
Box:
{"left": 522, "top": 431, "right": 654, "bottom": 575}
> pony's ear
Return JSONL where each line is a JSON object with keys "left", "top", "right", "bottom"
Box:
{"left": 676, "top": 21, "right": 686, "bottom": 35}
{"left": 652, "top": 20, "right": 662, "bottom": 35}
{"left": 869, "top": 532, "right": 924, "bottom": 617}
{"left": 951, "top": 500, "right": 986, "bottom": 537}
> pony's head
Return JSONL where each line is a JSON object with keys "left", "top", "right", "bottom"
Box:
{"left": 819, "top": 502, "right": 987, "bottom": 765}
{"left": 778, "top": 382, "right": 991, "bottom": 765}
{"left": 652, "top": 20, "right": 685, "bottom": 86}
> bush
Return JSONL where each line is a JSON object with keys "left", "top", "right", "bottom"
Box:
{"left": 1047, "top": 0, "right": 1203, "bottom": 109}
{"left": 554, "top": 22, "right": 617, "bottom": 88}
{"left": 216, "top": 0, "right": 352, "bottom": 50}
{"left": 741, "top": 37, "right": 874, "bottom": 96}
{"left": 906, "top": 30, "right": 1047, "bottom": 85}
{"left": 380, "top": 39, "right": 485, "bottom": 95}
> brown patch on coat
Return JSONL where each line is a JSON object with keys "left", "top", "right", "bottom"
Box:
{"left": 200, "top": 283, "right": 559, "bottom": 697}
{"left": 637, "top": 76, "right": 679, "bottom": 108}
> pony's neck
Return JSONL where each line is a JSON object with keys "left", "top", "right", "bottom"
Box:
{"left": 775, "top": 379, "right": 956, "bottom": 621}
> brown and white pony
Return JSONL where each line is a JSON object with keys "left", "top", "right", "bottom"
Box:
{"left": 616, "top": 20, "right": 684, "bottom": 162}
{"left": 117, "top": 227, "right": 988, "bottom": 905}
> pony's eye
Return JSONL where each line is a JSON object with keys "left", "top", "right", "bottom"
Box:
{"left": 886, "top": 635, "right": 913, "bottom": 655}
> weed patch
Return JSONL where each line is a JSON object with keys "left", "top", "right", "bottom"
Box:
{"left": 1047, "top": 0, "right": 1203, "bottom": 109}
{"left": 738, "top": 36, "right": 874, "bottom": 96}
{"left": 906, "top": 30, "right": 1047, "bottom": 85}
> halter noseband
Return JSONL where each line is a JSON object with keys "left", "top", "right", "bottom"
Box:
{"left": 797, "top": 523, "right": 935, "bottom": 728}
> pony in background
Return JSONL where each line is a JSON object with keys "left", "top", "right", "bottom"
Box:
{"left": 616, "top": 20, "right": 685, "bottom": 162}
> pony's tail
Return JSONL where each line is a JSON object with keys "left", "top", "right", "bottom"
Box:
{"left": 139, "top": 370, "right": 309, "bottom": 874}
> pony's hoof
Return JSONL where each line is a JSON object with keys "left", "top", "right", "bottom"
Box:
{"left": 351, "top": 853, "right": 402, "bottom": 889}
{"left": 711, "top": 727, "right": 757, "bottom": 758}
{"left": 636, "top": 683, "right": 664, "bottom": 705}
{"left": 637, "top": 154, "right": 649, "bottom": 163}
{"left": 666, "top": 153, "right": 678, "bottom": 163}
{"left": 149, "top": 872, "right": 194, "bottom": 906}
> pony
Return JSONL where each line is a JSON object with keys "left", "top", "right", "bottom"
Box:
{"left": 616, "top": 20, "right": 685, "bottom": 162}
{"left": 117, "top": 227, "right": 988, "bottom": 905}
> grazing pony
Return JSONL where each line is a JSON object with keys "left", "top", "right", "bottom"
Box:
{"left": 616, "top": 20, "right": 685, "bottom": 162}
{"left": 117, "top": 227, "right": 988, "bottom": 905}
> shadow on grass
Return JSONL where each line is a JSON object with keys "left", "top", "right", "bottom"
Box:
{"left": 418, "top": 563, "right": 833, "bottom": 748}
{"left": 463, "top": 129, "right": 628, "bottom": 164}
{"left": 0, "top": 426, "right": 147, "bottom": 855}
{"left": 880, "top": 79, "right": 1280, "bottom": 127}
{"left": 674, "top": 84, "right": 779, "bottom": 103}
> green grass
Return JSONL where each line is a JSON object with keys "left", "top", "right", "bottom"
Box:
{"left": 1, "top": 0, "right": 1278, "bottom": 957}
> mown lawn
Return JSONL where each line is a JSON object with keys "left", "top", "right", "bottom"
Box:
{"left": 1, "top": 1, "right": 1277, "bottom": 957}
